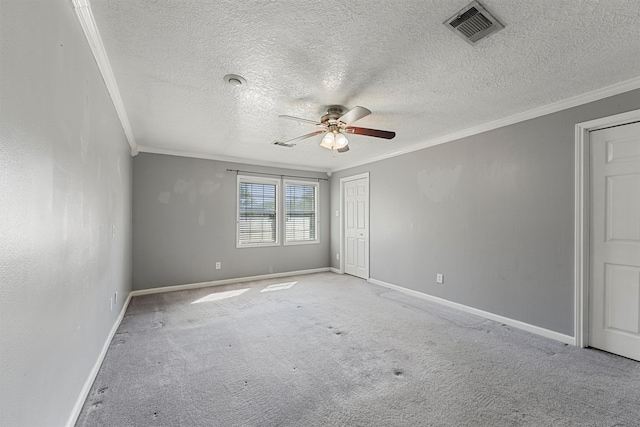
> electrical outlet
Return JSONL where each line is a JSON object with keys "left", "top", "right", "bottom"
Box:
{"left": 216, "top": 262, "right": 221, "bottom": 270}
{"left": 335, "top": 210, "right": 339, "bottom": 217}
{"left": 436, "top": 273, "right": 444, "bottom": 284}
{"left": 336, "top": 253, "right": 340, "bottom": 260}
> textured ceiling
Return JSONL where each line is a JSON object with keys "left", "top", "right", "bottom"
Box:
{"left": 88, "top": 0, "right": 640, "bottom": 172}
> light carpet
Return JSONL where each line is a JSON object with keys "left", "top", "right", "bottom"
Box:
{"left": 76, "top": 272, "right": 640, "bottom": 426}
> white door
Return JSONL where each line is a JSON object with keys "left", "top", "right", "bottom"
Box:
{"left": 344, "top": 176, "right": 369, "bottom": 279}
{"left": 589, "top": 121, "right": 640, "bottom": 361}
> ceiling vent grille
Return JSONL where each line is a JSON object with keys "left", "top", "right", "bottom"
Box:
{"left": 444, "top": 1, "right": 504, "bottom": 45}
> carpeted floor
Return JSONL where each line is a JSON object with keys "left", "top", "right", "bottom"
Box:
{"left": 76, "top": 272, "right": 640, "bottom": 426}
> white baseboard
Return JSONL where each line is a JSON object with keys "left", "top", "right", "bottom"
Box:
{"left": 130, "top": 267, "right": 332, "bottom": 297}
{"left": 66, "top": 292, "right": 133, "bottom": 427}
{"left": 368, "top": 278, "right": 576, "bottom": 346}
{"left": 329, "top": 267, "right": 342, "bottom": 274}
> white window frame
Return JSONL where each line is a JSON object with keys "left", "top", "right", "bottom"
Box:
{"left": 283, "top": 179, "right": 320, "bottom": 246}
{"left": 236, "top": 175, "right": 280, "bottom": 248}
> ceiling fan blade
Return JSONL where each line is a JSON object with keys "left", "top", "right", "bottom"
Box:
{"left": 274, "top": 130, "right": 326, "bottom": 145}
{"left": 338, "top": 106, "right": 371, "bottom": 125}
{"left": 345, "top": 127, "right": 396, "bottom": 139}
{"left": 337, "top": 144, "right": 350, "bottom": 153}
{"left": 272, "top": 141, "right": 295, "bottom": 148}
{"left": 278, "top": 115, "right": 323, "bottom": 126}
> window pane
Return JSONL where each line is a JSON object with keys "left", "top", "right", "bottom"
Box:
{"left": 285, "top": 183, "right": 317, "bottom": 242}
{"left": 239, "top": 181, "right": 277, "bottom": 245}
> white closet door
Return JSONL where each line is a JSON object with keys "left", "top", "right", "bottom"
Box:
{"left": 344, "top": 176, "right": 369, "bottom": 279}
{"left": 589, "top": 121, "right": 640, "bottom": 361}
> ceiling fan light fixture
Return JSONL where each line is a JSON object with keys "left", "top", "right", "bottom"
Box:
{"left": 335, "top": 132, "right": 348, "bottom": 149}
{"left": 320, "top": 132, "right": 335, "bottom": 149}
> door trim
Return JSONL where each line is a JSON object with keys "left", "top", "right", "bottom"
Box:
{"left": 339, "top": 172, "right": 370, "bottom": 276}
{"left": 574, "top": 109, "right": 640, "bottom": 348}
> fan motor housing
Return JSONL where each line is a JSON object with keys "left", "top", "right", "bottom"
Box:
{"left": 321, "top": 106, "right": 345, "bottom": 124}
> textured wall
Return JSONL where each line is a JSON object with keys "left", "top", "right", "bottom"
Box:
{"left": 0, "top": 0, "right": 132, "bottom": 425}
{"left": 133, "top": 154, "right": 330, "bottom": 290}
{"left": 330, "top": 89, "right": 640, "bottom": 337}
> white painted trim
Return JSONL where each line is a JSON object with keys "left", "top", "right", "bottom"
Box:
{"left": 71, "top": 0, "right": 137, "bottom": 154}
{"left": 130, "top": 268, "right": 331, "bottom": 297}
{"left": 66, "top": 292, "right": 133, "bottom": 427}
{"left": 339, "top": 172, "right": 370, "bottom": 181}
{"left": 369, "top": 278, "right": 575, "bottom": 345}
{"left": 70, "top": 0, "right": 639, "bottom": 173}
{"left": 137, "top": 145, "right": 330, "bottom": 174}
{"left": 338, "top": 179, "right": 344, "bottom": 274}
{"left": 574, "top": 125, "right": 589, "bottom": 348}
{"left": 331, "top": 77, "right": 640, "bottom": 173}
{"left": 339, "top": 172, "right": 370, "bottom": 278}
{"left": 573, "top": 109, "right": 640, "bottom": 349}
{"left": 73, "top": 0, "right": 638, "bottom": 174}
{"left": 573, "top": 108, "right": 640, "bottom": 132}
{"left": 329, "top": 267, "right": 342, "bottom": 274}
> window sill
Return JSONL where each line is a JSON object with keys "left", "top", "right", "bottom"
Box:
{"left": 283, "top": 240, "right": 320, "bottom": 246}
{"left": 236, "top": 242, "right": 281, "bottom": 249}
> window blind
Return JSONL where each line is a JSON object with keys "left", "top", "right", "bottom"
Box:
{"left": 238, "top": 181, "right": 277, "bottom": 245}
{"left": 285, "top": 183, "right": 317, "bottom": 242}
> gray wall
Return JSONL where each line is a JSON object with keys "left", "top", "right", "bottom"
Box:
{"left": 0, "top": 0, "right": 133, "bottom": 425}
{"left": 133, "top": 153, "right": 330, "bottom": 290}
{"left": 330, "top": 89, "right": 640, "bottom": 337}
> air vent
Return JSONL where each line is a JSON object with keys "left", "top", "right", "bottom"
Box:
{"left": 444, "top": 1, "right": 504, "bottom": 45}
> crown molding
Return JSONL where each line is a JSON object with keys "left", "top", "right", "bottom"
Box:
{"left": 136, "top": 145, "right": 331, "bottom": 174}
{"left": 72, "top": 0, "right": 138, "bottom": 154}
{"left": 330, "top": 76, "right": 640, "bottom": 172}
{"left": 69, "top": 1, "right": 638, "bottom": 171}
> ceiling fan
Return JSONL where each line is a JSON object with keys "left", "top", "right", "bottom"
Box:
{"left": 272, "top": 106, "right": 395, "bottom": 153}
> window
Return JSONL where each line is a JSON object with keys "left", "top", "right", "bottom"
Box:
{"left": 237, "top": 176, "right": 279, "bottom": 247}
{"left": 284, "top": 179, "right": 319, "bottom": 245}
{"left": 237, "top": 175, "right": 320, "bottom": 247}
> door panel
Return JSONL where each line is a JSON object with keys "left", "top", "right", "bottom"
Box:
{"left": 604, "top": 264, "right": 640, "bottom": 333}
{"left": 589, "top": 121, "right": 640, "bottom": 361}
{"left": 357, "top": 238, "right": 366, "bottom": 270}
{"left": 606, "top": 174, "right": 640, "bottom": 242}
{"left": 347, "top": 237, "right": 355, "bottom": 267}
{"left": 346, "top": 200, "right": 354, "bottom": 229}
{"left": 357, "top": 200, "right": 366, "bottom": 229}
